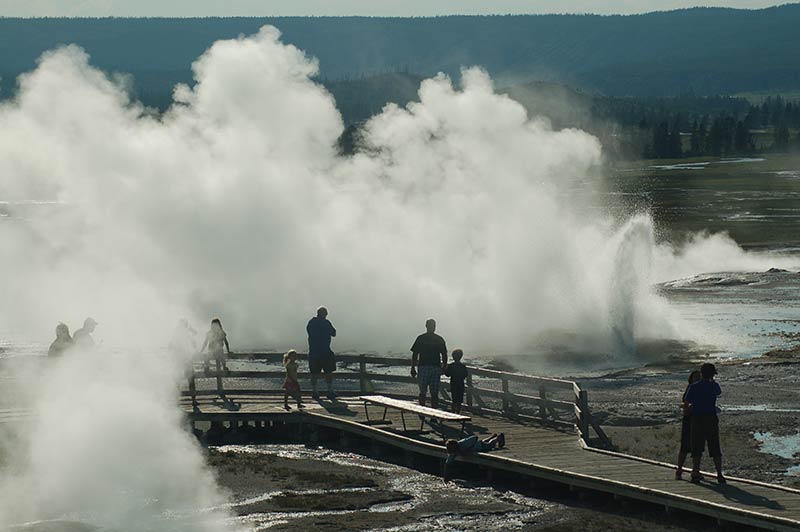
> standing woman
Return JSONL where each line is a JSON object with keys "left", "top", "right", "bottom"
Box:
{"left": 48, "top": 323, "right": 73, "bottom": 357}
{"left": 676, "top": 369, "right": 702, "bottom": 479}
{"left": 200, "top": 318, "right": 232, "bottom": 400}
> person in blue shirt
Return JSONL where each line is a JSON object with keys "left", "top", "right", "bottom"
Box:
{"left": 685, "top": 362, "right": 725, "bottom": 484}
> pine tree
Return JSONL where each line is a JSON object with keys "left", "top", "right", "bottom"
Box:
{"left": 722, "top": 116, "right": 736, "bottom": 155}
{"left": 760, "top": 101, "right": 771, "bottom": 127}
{"left": 771, "top": 96, "right": 786, "bottom": 126}
{"left": 669, "top": 120, "right": 683, "bottom": 158}
{"left": 734, "top": 121, "right": 753, "bottom": 153}
{"left": 652, "top": 122, "right": 670, "bottom": 158}
{"left": 774, "top": 123, "right": 791, "bottom": 151}
{"left": 744, "top": 106, "right": 759, "bottom": 129}
{"left": 708, "top": 118, "right": 724, "bottom": 156}
{"left": 689, "top": 120, "right": 701, "bottom": 156}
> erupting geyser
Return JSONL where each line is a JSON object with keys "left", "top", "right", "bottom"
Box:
{"left": 2, "top": 25, "right": 796, "bottom": 354}
{"left": 0, "top": 27, "right": 716, "bottom": 354}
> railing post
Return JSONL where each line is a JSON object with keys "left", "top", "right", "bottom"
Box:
{"left": 359, "top": 354, "right": 367, "bottom": 394}
{"left": 466, "top": 373, "right": 473, "bottom": 409}
{"left": 538, "top": 386, "right": 547, "bottom": 419}
{"left": 578, "top": 389, "right": 589, "bottom": 441}
{"left": 501, "top": 377, "right": 510, "bottom": 414}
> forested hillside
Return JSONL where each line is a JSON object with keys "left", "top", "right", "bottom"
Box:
{"left": 1, "top": 5, "right": 800, "bottom": 101}
{"left": 2, "top": 9, "right": 799, "bottom": 159}
{"left": 329, "top": 75, "right": 800, "bottom": 159}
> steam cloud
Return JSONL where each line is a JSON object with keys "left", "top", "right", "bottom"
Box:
{"left": 0, "top": 24, "right": 796, "bottom": 530}
{"left": 0, "top": 348, "right": 233, "bottom": 530}
{"left": 3, "top": 26, "right": 791, "bottom": 354}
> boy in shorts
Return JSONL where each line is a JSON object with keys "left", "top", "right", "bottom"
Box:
{"left": 445, "top": 349, "right": 469, "bottom": 414}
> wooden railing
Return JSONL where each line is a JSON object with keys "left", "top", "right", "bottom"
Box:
{"left": 187, "top": 352, "right": 611, "bottom": 448}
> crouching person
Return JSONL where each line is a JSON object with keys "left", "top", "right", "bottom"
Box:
{"left": 443, "top": 433, "right": 505, "bottom": 481}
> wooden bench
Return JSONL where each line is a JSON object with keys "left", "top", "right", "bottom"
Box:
{"left": 359, "top": 395, "right": 471, "bottom": 437}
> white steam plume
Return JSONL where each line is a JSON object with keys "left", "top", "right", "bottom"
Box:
{"left": 1, "top": 26, "right": 795, "bottom": 354}
{"left": 0, "top": 346, "right": 234, "bottom": 529}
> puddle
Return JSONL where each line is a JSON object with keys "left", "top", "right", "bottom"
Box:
{"left": 718, "top": 157, "right": 766, "bottom": 164}
{"left": 649, "top": 162, "right": 709, "bottom": 170}
{"left": 753, "top": 431, "right": 800, "bottom": 459}
{"left": 753, "top": 431, "right": 800, "bottom": 475}
{"left": 215, "top": 444, "right": 398, "bottom": 472}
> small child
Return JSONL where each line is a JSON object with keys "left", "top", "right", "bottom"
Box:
{"left": 200, "top": 318, "right": 231, "bottom": 375}
{"left": 445, "top": 349, "right": 469, "bottom": 414}
{"left": 199, "top": 318, "right": 232, "bottom": 402}
{"left": 283, "top": 349, "right": 304, "bottom": 410}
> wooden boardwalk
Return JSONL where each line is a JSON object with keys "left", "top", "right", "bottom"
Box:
{"left": 184, "top": 392, "right": 800, "bottom": 532}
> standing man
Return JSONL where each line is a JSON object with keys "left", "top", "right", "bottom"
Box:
{"left": 307, "top": 306, "right": 337, "bottom": 400}
{"left": 73, "top": 317, "right": 98, "bottom": 349}
{"left": 686, "top": 362, "right": 726, "bottom": 484}
{"left": 411, "top": 318, "right": 447, "bottom": 408}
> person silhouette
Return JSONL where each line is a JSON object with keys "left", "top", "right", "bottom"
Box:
{"left": 685, "top": 363, "right": 725, "bottom": 484}
{"left": 72, "top": 317, "right": 98, "bottom": 349}
{"left": 675, "top": 369, "right": 702, "bottom": 480}
{"left": 199, "top": 318, "right": 231, "bottom": 401}
{"left": 307, "top": 306, "right": 337, "bottom": 400}
{"left": 410, "top": 318, "right": 447, "bottom": 408}
{"left": 48, "top": 323, "right": 73, "bottom": 357}
{"left": 445, "top": 349, "right": 469, "bottom": 414}
{"left": 282, "top": 349, "right": 304, "bottom": 410}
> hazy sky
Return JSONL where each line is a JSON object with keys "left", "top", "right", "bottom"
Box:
{"left": 0, "top": 0, "right": 791, "bottom": 17}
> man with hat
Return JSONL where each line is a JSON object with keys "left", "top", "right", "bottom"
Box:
{"left": 73, "top": 317, "right": 98, "bottom": 349}
{"left": 685, "top": 362, "right": 725, "bottom": 484}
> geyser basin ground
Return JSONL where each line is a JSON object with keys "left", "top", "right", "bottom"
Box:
{"left": 205, "top": 444, "right": 723, "bottom": 532}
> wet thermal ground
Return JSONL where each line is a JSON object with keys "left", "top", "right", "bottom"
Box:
{"left": 205, "top": 444, "right": 706, "bottom": 532}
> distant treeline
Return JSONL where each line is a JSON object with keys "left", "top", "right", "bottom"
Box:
{"left": 3, "top": 10, "right": 800, "bottom": 160}
{"left": 601, "top": 95, "right": 800, "bottom": 159}
{"left": 326, "top": 75, "right": 800, "bottom": 159}
{"left": 2, "top": 6, "right": 800, "bottom": 97}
